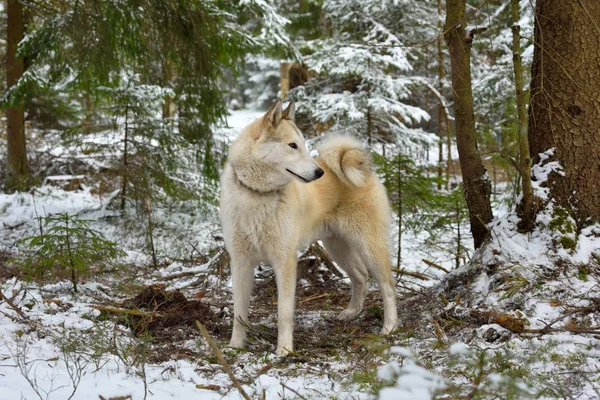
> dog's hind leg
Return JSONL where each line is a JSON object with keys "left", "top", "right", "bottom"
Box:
{"left": 359, "top": 236, "right": 398, "bottom": 335}
{"left": 230, "top": 256, "right": 256, "bottom": 349}
{"left": 322, "top": 237, "right": 368, "bottom": 321}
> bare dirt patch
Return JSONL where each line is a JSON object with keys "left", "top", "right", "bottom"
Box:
{"left": 122, "top": 284, "right": 227, "bottom": 340}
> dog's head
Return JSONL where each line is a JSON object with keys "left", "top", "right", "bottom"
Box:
{"left": 252, "top": 99, "right": 324, "bottom": 183}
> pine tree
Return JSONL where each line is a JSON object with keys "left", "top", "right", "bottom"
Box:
{"left": 528, "top": 0, "right": 600, "bottom": 225}
{"left": 4, "top": 0, "right": 28, "bottom": 192}
{"left": 292, "top": 0, "right": 433, "bottom": 146}
{"left": 4, "top": 0, "right": 291, "bottom": 205}
{"left": 444, "top": 0, "right": 493, "bottom": 249}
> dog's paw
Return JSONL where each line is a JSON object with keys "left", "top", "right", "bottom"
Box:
{"left": 229, "top": 338, "right": 246, "bottom": 349}
{"left": 338, "top": 307, "right": 362, "bottom": 321}
{"left": 275, "top": 346, "right": 293, "bottom": 357}
{"left": 379, "top": 324, "right": 397, "bottom": 336}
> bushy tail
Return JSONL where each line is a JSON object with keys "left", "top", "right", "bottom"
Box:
{"left": 317, "top": 135, "right": 372, "bottom": 187}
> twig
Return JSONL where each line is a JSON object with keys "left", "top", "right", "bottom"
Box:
{"left": 243, "top": 364, "right": 274, "bottom": 385}
{"left": 195, "top": 321, "right": 251, "bottom": 400}
{"left": 522, "top": 327, "right": 600, "bottom": 335}
{"left": 303, "top": 243, "right": 344, "bottom": 278}
{"left": 540, "top": 302, "right": 600, "bottom": 331}
{"left": 391, "top": 268, "right": 431, "bottom": 281}
{"left": 161, "top": 271, "right": 197, "bottom": 281}
{"left": 280, "top": 382, "right": 308, "bottom": 400}
{"left": 433, "top": 320, "right": 448, "bottom": 345}
{"left": 88, "top": 305, "right": 161, "bottom": 318}
{"left": 145, "top": 199, "right": 158, "bottom": 269}
{"left": 0, "top": 290, "right": 29, "bottom": 320}
{"left": 422, "top": 259, "right": 450, "bottom": 274}
{"left": 298, "top": 293, "right": 333, "bottom": 304}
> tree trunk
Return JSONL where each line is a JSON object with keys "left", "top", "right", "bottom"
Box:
{"left": 5, "top": 0, "right": 28, "bottom": 192}
{"left": 436, "top": 0, "right": 444, "bottom": 191}
{"left": 444, "top": 0, "right": 493, "bottom": 249}
{"left": 528, "top": 0, "right": 600, "bottom": 225}
{"left": 511, "top": 0, "right": 534, "bottom": 232}
{"left": 280, "top": 62, "right": 291, "bottom": 99}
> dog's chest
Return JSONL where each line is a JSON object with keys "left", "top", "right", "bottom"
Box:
{"left": 224, "top": 192, "right": 290, "bottom": 248}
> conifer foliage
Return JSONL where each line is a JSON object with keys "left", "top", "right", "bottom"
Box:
{"left": 292, "top": 0, "right": 433, "bottom": 146}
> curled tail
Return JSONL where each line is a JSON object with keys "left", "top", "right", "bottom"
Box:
{"left": 317, "top": 135, "right": 372, "bottom": 187}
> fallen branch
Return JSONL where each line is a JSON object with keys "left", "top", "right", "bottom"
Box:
{"left": 521, "top": 326, "right": 600, "bottom": 335}
{"left": 298, "top": 293, "right": 333, "bottom": 304}
{"left": 301, "top": 243, "right": 344, "bottom": 278}
{"left": 0, "top": 290, "right": 29, "bottom": 320}
{"left": 243, "top": 364, "right": 274, "bottom": 386}
{"left": 281, "top": 382, "right": 308, "bottom": 400}
{"left": 422, "top": 259, "right": 450, "bottom": 274}
{"left": 539, "top": 301, "right": 600, "bottom": 331}
{"left": 89, "top": 305, "right": 161, "bottom": 318}
{"left": 195, "top": 384, "right": 221, "bottom": 391}
{"left": 195, "top": 321, "right": 251, "bottom": 400}
{"left": 161, "top": 271, "right": 197, "bottom": 281}
{"left": 391, "top": 268, "right": 431, "bottom": 281}
{"left": 471, "top": 309, "right": 600, "bottom": 336}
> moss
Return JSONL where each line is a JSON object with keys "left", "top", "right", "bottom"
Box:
{"left": 578, "top": 266, "right": 589, "bottom": 281}
{"left": 352, "top": 369, "right": 383, "bottom": 392}
{"left": 549, "top": 206, "right": 577, "bottom": 235}
{"left": 558, "top": 236, "right": 577, "bottom": 250}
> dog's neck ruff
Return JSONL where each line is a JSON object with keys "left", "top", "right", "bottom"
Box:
{"left": 232, "top": 168, "right": 283, "bottom": 195}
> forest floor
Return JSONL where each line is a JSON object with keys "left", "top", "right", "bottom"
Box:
{"left": 1, "top": 110, "right": 600, "bottom": 399}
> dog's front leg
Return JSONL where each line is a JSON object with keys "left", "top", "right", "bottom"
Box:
{"left": 230, "top": 256, "right": 255, "bottom": 349}
{"left": 273, "top": 254, "right": 297, "bottom": 356}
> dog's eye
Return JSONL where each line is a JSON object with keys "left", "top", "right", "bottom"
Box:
{"left": 288, "top": 143, "right": 298, "bottom": 149}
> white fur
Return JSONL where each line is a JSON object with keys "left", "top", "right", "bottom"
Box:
{"left": 220, "top": 101, "right": 398, "bottom": 356}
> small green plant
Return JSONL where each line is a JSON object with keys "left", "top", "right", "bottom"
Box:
{"left": 500, "top": 274, "right": 530, "bottom": 299}
{"left": 16, "top": 213, "right": 125, "bottom": 292}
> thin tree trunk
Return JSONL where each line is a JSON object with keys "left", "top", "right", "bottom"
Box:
{"left": 510, "top": 0, "right": 534, "bottom": 232}
{"left": 367, "top": 105, "right": 372, "bottom": 146}
{"left": 528, "top": 0, "right": 600, "bottom": 224}
{"left": 84, "top": 93, "right": 93, "bottom": 134}
{"left": 446, "top": 114, "right": 452, "bottom": 190}
{"left": 5, "top": 0, "right": 28, "bottom": 192}
{"left": 455, "top": 195, "right": 461, "bottom": 270}
{"left": 444, "top": 0, "right": 493, "bottom": 249}
{"left": 439, "top": 0, "right": 453, "bottom": 190}
{"left": 120, "top": 102, "right": 129, "bottom": 211}
{"left": 437, "top": 0, "right": 445, "bottom": 190}
{"left": 162, "top": 60, "right": 174, "bottom": 121}
{"left": 396, "top": 157, "right": 403, "bottom": 269}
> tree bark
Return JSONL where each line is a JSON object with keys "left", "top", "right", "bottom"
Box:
{"left": 510, "top": 0, "right": 534, "bottom": 232}
{"left": 528, "top": 0, "right": 600, "bottom": 225}
{"left": 444, "top": 0, "right": 493, "bottom": 249}
{"left": 436, "top": 0, "right": 445, "bottom": 191}
{"left": 5, "top": 0, "right": 28, "bottom": 192}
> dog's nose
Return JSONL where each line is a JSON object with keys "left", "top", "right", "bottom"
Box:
{"left": 314, "top": 168, "right": 324, "bottom": 180}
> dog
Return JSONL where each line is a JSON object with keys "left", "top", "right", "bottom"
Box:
{"left": 220, "top": 99, "right": 398, "bottom": 356}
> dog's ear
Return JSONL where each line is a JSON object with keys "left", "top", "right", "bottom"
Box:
{"left": 262, "top": 99, "right": 283, "bottom": 131}
{"left": 282, "top": 100, "right": 295, "bottom": 121}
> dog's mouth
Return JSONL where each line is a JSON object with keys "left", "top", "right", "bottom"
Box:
{"left": 286, "top": 169, "right": 310, "bottom": 183}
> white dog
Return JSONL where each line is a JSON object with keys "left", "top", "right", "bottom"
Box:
{"left": 220, "top": 100, "right": 397, "bottom": 356}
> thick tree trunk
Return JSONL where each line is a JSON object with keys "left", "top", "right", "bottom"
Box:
{"left": 5, "top": 0, "right": 28, "bottom": 192}
{"left": 528, "top": 0, "right": 600, "bottom": 224}
{"left": 444, "top": 0, "right": 493, "bottom": 249}
{"left": 511, "top": 0, "right": 534, "bottom": 232}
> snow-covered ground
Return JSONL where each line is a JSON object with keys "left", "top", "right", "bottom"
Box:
{"left": 2, "top": 110, "right": 600, "bottom": 399}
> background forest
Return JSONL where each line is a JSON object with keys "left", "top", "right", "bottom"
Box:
{"left": 1, "top": 0, "right": 599, "bottom": 399}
